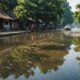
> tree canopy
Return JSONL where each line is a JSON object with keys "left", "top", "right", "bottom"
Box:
{"left": 0, "top": 0, "right": 17, "bottom": 11}
{"left": 0, "top": 0, "right": 73, "bottom": 27}
{"left": 75, "top": 4, "right": 80, "bottom": 22}
{"left": 14, "top": 0, "right": 65, "bottom": 23}
{"left": 61, "top": 2, "right": 73, "bottom": 25}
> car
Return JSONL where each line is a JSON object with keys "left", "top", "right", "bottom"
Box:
{"left": 64, "top": 25, "right": 71, "bottom": 30}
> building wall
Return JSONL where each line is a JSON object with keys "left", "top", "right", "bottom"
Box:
{"left": 4, "top": 21, "right": 10, "bottom": 31}
{"left": 12, "top": 22, "right": 15, "bottom": 29}
{"left": 14, "top": 22, "right": 19, "bottom": 30}
{"left": 10, "top": 22, "right": 15, "bottom": 30}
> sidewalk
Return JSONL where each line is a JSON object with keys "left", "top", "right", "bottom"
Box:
{"left": 0, "top": 31, "right": 27, "bottom": 37}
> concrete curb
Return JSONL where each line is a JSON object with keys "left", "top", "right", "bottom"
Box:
{"left": 0, "top": 31, "right": 27, "bottom": 37}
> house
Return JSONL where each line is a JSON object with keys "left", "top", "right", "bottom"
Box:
{"left": 6, "top": 11, "right": 20, "bottom": 30}
{"left": 0, "top": 10, "right": 14, "bottom": 31}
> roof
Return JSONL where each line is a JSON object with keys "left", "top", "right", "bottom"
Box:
{"left": 0, "top": 10, "right": 14, "bottom": 20}
{"left": 7, "top": 11, "right": 17, "bottom": 19}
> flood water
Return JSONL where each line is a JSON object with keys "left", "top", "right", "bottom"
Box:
{"left": 0, "top": 31, "right": 80, "bottom": 80}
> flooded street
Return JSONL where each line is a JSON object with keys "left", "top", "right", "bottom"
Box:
{"left": 0, "top": 31, "right": 80, "bottom": 80}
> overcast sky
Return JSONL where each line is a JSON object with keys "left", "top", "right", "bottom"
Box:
{"left": 67, "top": 0, "right": 80, "bottom": 12}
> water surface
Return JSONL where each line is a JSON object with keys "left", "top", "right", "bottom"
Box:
{"left": 0, "top": 31, "right": 80, "bottom": 80}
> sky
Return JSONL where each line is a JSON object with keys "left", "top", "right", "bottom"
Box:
{"left": 67, "top": 0, "right": 80, "bottom": 12}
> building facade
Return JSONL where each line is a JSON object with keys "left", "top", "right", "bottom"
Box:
{"left": 0, "top": 10, "right": 14, "bottom": 31}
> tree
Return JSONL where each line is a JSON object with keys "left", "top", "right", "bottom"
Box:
{"left": 14, "top": 0, "right": 65, "bottom": 26}
{"left": 76, "top": 4, "right": 80, "bottom": 11}
{"left": 74, "top": 4, "right": 80, "bottom": 22}
{"left": 0, "top": 0, "right": 17, "bottom": 12}
{"left": 13, "top": 0, "right": 27, "bottom": 20}
{"left": 61, "top": 2, "right": 74, "bottom": 26}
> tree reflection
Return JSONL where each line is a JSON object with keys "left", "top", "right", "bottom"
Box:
{"left": 72, "top": 37, "right": 80, "bottom": 61}
{"left": 0, "top": 31, "right": 71, "bottom": 79}
{"left": 76, "top": 57, "right": 80, "bottom": 61}
{"left": 0, "top": 44, "right": 69, "bottom": 79}
{"left": 73, "top": 37, "right": 80, "bottom": 52}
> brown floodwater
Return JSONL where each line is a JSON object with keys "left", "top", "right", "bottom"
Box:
{"left": 0, "top": 31, "right": 80, "bottom": 80}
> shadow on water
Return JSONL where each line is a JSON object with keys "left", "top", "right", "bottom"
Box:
{"left": 0, "top": 31, "right": 80, "bottom": 80}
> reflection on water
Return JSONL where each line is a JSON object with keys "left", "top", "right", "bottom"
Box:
{"left": 0, "top": 31, "right": 80, "bottom": 80}
{"left": 72, "top": 37, "right": 80, "bottom": 61}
